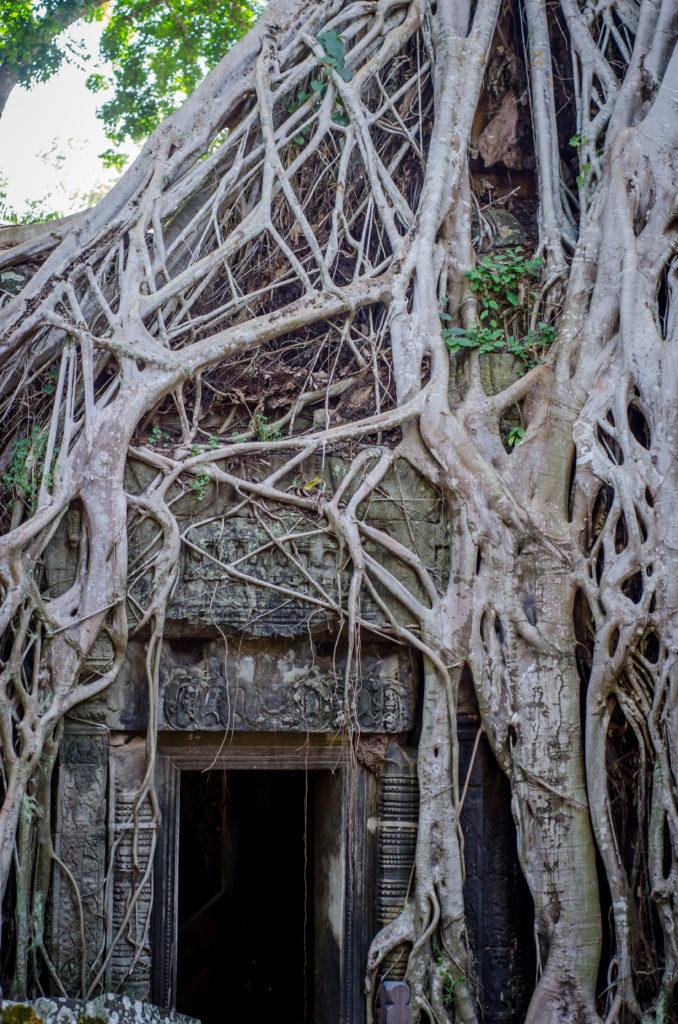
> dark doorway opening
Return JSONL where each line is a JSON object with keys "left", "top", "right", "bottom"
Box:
{"left": 177, "top": 770, "right": 314, "bottom": 1023}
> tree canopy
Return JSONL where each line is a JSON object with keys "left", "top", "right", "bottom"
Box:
{"left": 0, "top": 0, "right": 260, "bottom": 155}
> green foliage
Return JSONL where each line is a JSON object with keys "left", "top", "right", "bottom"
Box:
{"left": 41, "top": 367, "right": 60, "bottom": 395}
{"left": 208, "top": 435, "right": 220, "bottom": 450}
{"left": 0, "top": 173, "right": 62, "bottom": 225}
{"left": 0, "top": 1, "right": 260, "bottom": 158}
{"left": 94, "top": 0, "right": 262, "bottom": 150}
{"left": 433, "top": 942, "right": 464, "bottom": 1007}
{"left": 506, "top": 425, "right": 525, "bottom": 448}
{"left": 0, "top": 0, "right": 100, "bottom": 89}
{"left": 576, "top": 162, "right": 591, "bottom": 189}
{"left": 569, "top": 134, "right": 593, "bottom": 189}
{"left": 287, "top": 63, "right": 348, "bottom": 147}
{"left": 442, "top": 247, "right": 555, "bottom": 369}
{"left": 1, "top": 427, "right": 55, "bottom": 512}
{"left": 466, "top": 246, "right": 542, "bottom": 302}
{"left": 255, "top": 413, "right": 283, "bottom": 442}
{"left": 317, "top": 29, "right": 351, "bottom": 82}
{"left": 146, "top": 424, "right": 170, "bottom": 446}
{"left": 192, "top": 469, "right": 209, "bottom": 500}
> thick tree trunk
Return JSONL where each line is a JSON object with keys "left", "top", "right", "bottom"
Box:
{"left": 0, "top": 66, "right": 18, "bottom": 120}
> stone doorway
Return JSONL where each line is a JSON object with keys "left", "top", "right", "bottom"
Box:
{"left": 151, "top": 735, "right": 377, "bottom": 1024}
{"left": 176, "top": 769, "right": 314, "bottom": 1023}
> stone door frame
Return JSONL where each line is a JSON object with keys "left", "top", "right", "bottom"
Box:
{"left": 150, "top": 732, "right": 377, "bottom": 1023}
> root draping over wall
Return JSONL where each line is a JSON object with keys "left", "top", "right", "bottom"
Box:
{"left": 0, "top": 0, "right": 677, "bottom": 1020}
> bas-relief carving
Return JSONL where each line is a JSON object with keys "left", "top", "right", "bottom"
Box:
{"left": 124, "top": 456, "right": 445, "bottom": 639}
{"left": 46, "top": 455, "right": 447, "bottom": 642}
{"left": 159, "top": 517, "right": 447, "bottom": 638}
{"left": 158, "top": 646, "right": 415, "bottom": 733}
{"left": 107, "top": 739, "right": 154, "bottom": 999}
{"left": 51, "top": 727, "right": 108, "bottom": 993}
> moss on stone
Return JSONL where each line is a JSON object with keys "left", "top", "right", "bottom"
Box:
{"left": 1, "top": 1005, "right": 43, "bottom": 1024}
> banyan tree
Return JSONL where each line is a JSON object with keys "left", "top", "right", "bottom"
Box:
{"left": 0, "top": 0, "right": 677, "bottom": 1020}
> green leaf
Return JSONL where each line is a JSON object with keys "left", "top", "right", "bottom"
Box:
{"left": 332, "top": 111, "right": 349, "bottom": 126}
{"left": 577, "top": 162, "right": 591, "bottom": 189}
{"left": 317, "top": 29, "right": 344, "bottom": 61}
{"left": 506, "top": 291, "right": 518, "bottom": 306}
{"left": 294, "top": 135, "right": 305, "bottom": 145}
{"left": 317, "top": 29, "right": 351, "bottom": 82}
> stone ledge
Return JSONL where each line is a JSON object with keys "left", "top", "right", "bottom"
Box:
{"left": 1, "top": 995, "right": 198, "bottom": 1024}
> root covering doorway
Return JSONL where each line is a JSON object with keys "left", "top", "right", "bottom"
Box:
{"left": 176, "top": 770, "right": 313, "bottom": 1023}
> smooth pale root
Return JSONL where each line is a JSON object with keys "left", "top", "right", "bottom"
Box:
{"left": 0, "top": 0, "right": 677, "bottom": 1021}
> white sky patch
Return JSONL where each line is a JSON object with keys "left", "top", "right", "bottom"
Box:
{"left": 0, "top": 20, "right": 140, "bottom": 220}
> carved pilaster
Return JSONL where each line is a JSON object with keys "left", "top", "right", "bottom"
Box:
{"left": 106, "top": 738, "right": 155, "bottom": 998}
{"left": 50, "top": 723, "right": 109, "bottom": 993}
{"left": 376, "top": 743, "right": 418, "bottom": 980}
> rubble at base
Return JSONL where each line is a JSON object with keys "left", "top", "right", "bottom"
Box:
{"left": 1, "top": 995, "right": 199, "bottom": 1024}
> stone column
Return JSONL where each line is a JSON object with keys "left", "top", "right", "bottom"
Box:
{"left": 106, "top": 736, "right": 155, "bottom": 998}
{"left": 376, "top": 743, "right": 418, "bottom": 980}
{"left": 50, "top": 723, "right": 109, "bottom": 993}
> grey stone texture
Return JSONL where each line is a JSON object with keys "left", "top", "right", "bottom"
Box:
{"left": 94, "top": 639, "right": 416, "bottom": 734}
{"left": 42, "top": 448, "right": 532, "bottom": 1023}
{"left": 50, "top": 726, "right": 108, "bottom": 993}
{"left": 2, "top": 995, "right": 197, "bottom": 1024}
{"left": 45, "top": 453, "right": 447, "bottom": 642}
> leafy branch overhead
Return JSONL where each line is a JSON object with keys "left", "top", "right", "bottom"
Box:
{"left": 0, "top": 0, "right": 260, "bottom": 156}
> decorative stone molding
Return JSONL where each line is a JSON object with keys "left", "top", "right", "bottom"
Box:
{"left": 376, "top": 743, "right": 419, "bottom": 980}
{"left": 106, "top": 738, "right": 156, "bottom": 998}
{"left": 50, "top": 724, "right": 109, "bottom": 993}
{"left": 95, "top": 640, "right": 417, "bottom": 735}
{"left": 158, "top": 645, "right": 414, "bottom": 733}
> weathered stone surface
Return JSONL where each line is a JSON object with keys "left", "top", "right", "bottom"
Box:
{"left": 50, "top": 726, "right": 108, "bottom": 993}
{"left": 458, "top": 719, "right": 534, "bottom": 1023}
{"left": 93, "top": 639, "right": 416, "bottom": 734}
{"left": 378, "top": 981, "right": 412, "bottom": 1024}
{"left": 2, "top": 995, "right": 197, "bottom": 1024}
{"left": 376, "top": 744, "right": 418, "bottom": 979}
{"left": 107, "top": 740, "right": 154, "bottom": 998}
{"left": 45, "top": 453, "right": 447, "bottom": 642}
{"left": 158, "top": 643, "right": 414, "bottom": 732}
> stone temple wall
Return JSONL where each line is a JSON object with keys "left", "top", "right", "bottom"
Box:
{"left": 45, "top": 451, "right": 532, "bottom": 1022}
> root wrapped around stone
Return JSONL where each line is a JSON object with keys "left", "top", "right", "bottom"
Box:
{"left": 1, "top": 0, "right": 678, "bottom": 1019}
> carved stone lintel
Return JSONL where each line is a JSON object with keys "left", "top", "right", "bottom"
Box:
{"left": 96, "top": 641, "right": 417, "bottom": 734}
{"left": 378, "top": 981, "right": 412, "bottom": 1024}
{"left": 156, "top": 645, "right": 415, "bottom": 734}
